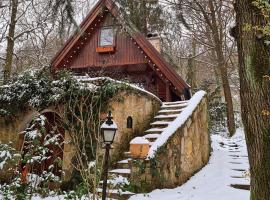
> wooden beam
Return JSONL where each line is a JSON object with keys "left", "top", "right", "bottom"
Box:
{"left": 166, "top": 82, "right": 172, "bottom": 102}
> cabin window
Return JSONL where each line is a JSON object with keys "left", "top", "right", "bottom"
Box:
{"left": 96, "top": 27, "right": 115, "bottom": 53}
{"left": 99, "top": 27, "right": 114, "bottom": 46}
{"left": 127, "top": 116, "right": 133, "bottom": 129}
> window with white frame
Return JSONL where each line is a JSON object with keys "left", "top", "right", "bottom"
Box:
{"left": 99, "top": 27, "right": 114, "bottom": 46}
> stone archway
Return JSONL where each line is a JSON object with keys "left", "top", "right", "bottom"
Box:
{"left": 19, "top": 111, "right": 65, "bottom": 182}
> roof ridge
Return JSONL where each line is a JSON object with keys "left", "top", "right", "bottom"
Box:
{"left": 51, "top": 0, "right": 190, "bottom": 93}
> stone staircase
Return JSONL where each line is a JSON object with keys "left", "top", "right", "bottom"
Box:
{"left": 97, "top": 100, "right": 189, "bottom": 199}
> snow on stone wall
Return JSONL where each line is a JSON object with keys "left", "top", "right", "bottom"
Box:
{"left": 130, "top": 91, "right": 210, "bottom": 191}
{"left": 148, "top": 91, "right": 207, "bottom": 158}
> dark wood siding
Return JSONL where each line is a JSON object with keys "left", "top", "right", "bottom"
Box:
{"left": 70, "top": 13, "right": 147, "bottom": 69}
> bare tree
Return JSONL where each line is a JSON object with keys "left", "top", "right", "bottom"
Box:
{"left": 162, "top": 0, "right": 236, "bottom": 136}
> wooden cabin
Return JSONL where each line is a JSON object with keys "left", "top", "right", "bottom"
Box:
{"left": 51, "top": 0, "right": 191, "bottom": 102}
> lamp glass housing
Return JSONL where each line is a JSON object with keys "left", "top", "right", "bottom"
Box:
{"left": 103, "top": 128, "right": 116, "bottom": 144}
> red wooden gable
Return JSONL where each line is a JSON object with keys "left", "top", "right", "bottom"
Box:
{"left": 69, "top": 12, "right": 147, "bottom": 69}
{"left": 51, "top": 0, "right": 190, "bottom": 95}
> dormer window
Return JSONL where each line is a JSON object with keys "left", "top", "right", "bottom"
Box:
{"left": 96, "top": 26, "right": 115, "bottom": 53}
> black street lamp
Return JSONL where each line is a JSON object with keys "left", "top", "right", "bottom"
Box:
{"left": 101, "top": 111, "right": 118, "bottom": 200}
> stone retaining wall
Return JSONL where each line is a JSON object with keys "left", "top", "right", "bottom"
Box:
{"left": 130, "top": 96, "right": 210, "bottom": 192}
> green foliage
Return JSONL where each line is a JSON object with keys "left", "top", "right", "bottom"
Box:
{"left": 247, "top": 1, "right": 270, "bottom": 46}
{"left": 133, "top": 159, "right": 147, "bottom": 174}
{"left": 1, "top": 179, "right": 29, "bottom": 200}
{"left": 48, "top": 0, "right": 77, "bottom": 28}
{"left": 0, "top": 68, "right": 126, "bottom": 118}
{"left": 149, "top": 158, "right": 158, "bottom": 177}
{"left": 117, "top": 0, "right": 165, "bottom": 34}
{"left": 0, "top": 114, "right": 64, "bottom": 199}
{"left": 0, "top": 143, "right": 20, "bottom": 172}
{"left": 0, "top": 68, "right": 131, "bottom": 198}
{"left": 0, "top": 68, "right": 77, "bottom": 117}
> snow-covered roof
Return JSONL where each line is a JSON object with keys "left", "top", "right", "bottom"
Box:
{"left": 101, "top": 120, "right": 118, "bottom": 129}
{"left": 130, "top": 137, "right": 150, "bottom": 145}
{"left": 75, "top": 76, "right": 162, "bottom": 103}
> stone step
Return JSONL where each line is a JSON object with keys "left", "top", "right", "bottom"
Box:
{"left": 143, "top": 133, "right": 160, "bottom": 142}
{"left": 144, "top": 128, "right": 165, "bottom": 134}
{"left": 117, "top": 159, "right": 132, "bottom": 169}
{"left": 150, "top": 124, "right": 168, "bottom": 129}
{"left": 99, "top": 175, "right": 129, "bottom": 187}
{"left": 150, "top": 121, "right": 170, "bottom": 129}
{"left": 150, "top": 121, "right": 170, "bottom": 126}
{"left": 144, "top": 133, "right": 160, "bottom": 139}
{"left": 158, "top": 109, "right": 183, "bottom": 115}
{"left": 123, "top": 151, "right": 131, "bottom": 158}
{"left": 109, "top": 169, "right": 131, "bottom": 178}
{"left": 163, "top": 100, "right": 189, "bottom": 106}
{"left": 97, "top": 188, "right": 135, "bottom": 200}
{"left": 154, "top": 114, "right": 178, "bottom": 121}
{"left": 161, "top": 103, "right": 188, "bottom": 110}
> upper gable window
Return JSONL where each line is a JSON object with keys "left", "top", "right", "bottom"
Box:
{"left": 99, "top": 27, "right": 114, "bottom": 46}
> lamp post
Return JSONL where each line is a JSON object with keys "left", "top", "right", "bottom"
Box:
{"left": 101, "top": 111, "right": 118, "bottom": 200}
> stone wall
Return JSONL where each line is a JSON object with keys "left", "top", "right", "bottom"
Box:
{"left": 0, "top": 88, "right": 161, "bottom": 181}
{"left": 0, "top": 109, "right": 39, "bottom": 149}
{"left": 107, "top": 90, "right": 161, "bottom": 164}
{"left": 130, "top": 96, "right": 210, "bottom": 192}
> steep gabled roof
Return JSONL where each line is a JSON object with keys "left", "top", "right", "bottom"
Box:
{"left": 51, "top": 0, "right": 190, "bottom": 91}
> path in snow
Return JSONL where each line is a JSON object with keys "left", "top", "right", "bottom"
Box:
{"left": 130, "top": 128, "right": 250, "bottom": 200}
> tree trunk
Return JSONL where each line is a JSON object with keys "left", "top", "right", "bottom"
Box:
{"left": 139, "top": 0, "right": 148, "bottom": 35}
{"left": 235, "top": 1, "right": 270, "bottom": 199}
{"left": 187, "top": 37, "right": 197, "bottom": 89}
{"left": 219, "top": 62, "right": 236, "bottom": 136}
{"left": 208, "top": 0, "right": 236, "bottom": 136}
{"left": 3, "top": 0, "right": 18, "bottom": 83}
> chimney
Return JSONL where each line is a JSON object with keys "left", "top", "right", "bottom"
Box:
{"left": 147, "top": 33, "right": 161, "bottom": 53}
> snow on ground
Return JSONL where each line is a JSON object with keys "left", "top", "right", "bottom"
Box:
{"left": 0, "top": 129, "right": 249, "bottom": 200}
{"left": 130, "top": 128, "right": 250, "bottom": 200}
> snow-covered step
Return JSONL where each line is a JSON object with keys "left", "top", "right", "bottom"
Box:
{"left": 97, "top": 188, "right": 135, "bottom": 196}
{"left": 144, "top": 128, "right": 165, "bottom": 134}
{"left": 154, "top": 114, "right": 178, "bottom": 121}
{"left": 158, "top": 109, "right": 183, "bottom": 114}
{"left": 144, "top": 134, "right": 160, "bottom": 142}
{"left": 161, "top": 103, "right": 188, "bottom": 109}
{"left": 150, "top": 121, "right": 170, "bottom": 126}
{"left": 150, "top": 121, "right": 170, "bottom": 128}
{"left": 117, "top": 158, "right": 131, "bottom": 168}
{"left": 99, "top": 175, "right": 129, "bottom": 186}
{"left": 163, "top": 100, "right": 189, "bottom": 106}
{"left": 123, "top": 151, "right": 131, "bottom": 158}
{"left": 117, "top": 158, "right": 131, "bottom": 164}
{"left": 110, "top": 169, "right": 131, "bottom": 174}
{"left": 144, "top": 133, "right": 160, "bottom": 139}
{"left": 109, "top": 169, "right": 131, "bottom": 178}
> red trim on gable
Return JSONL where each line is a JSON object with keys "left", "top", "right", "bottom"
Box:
{"left": 50, "top": 0, "right": 190, "bottom": 93}
{"left": 51, "top": 0, "right": 106, "bottom": 69}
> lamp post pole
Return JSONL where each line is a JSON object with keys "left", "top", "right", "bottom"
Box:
{"left": 102, "top": 144, "right": 111, "bottom": 200}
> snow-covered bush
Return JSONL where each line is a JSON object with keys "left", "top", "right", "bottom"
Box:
{"left": 0, "top": 68, "right": 129, "bottom": 198}
{"left": 0, "top": 114, "right": 64, "bottom": 199}
{"left": 0, "top": 68, "right": 127, "bottom": 118}
{"left": 0, "top": 143, "right": 21, "bottom": 184}
{"left": 0, "top": 68, "right": 73, "bottom": 117}
{"left": 0, "top": 143, "right": 18, "bottom": 170}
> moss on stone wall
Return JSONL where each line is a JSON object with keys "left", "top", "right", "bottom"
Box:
{"left": 130, "top": 97, "right": 210, "bottom": 192}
